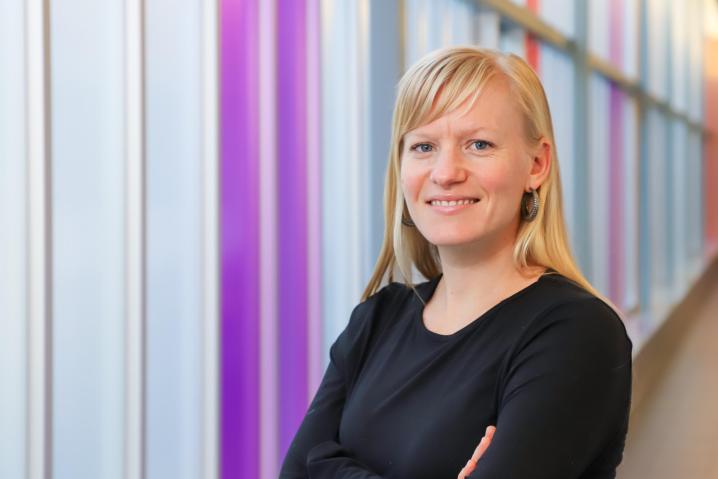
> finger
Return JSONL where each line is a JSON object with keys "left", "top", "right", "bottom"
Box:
{"left": 457, "top": 466, "right": 467, "bottom": 479}
{"left": 485, "top": 425, "right": 496, "bottom": 438}
{"left": 458, "top": 460, "right": 476, "bottom": 479}
{"left": 470, "top": 436, "right": 489, "bottom": 462}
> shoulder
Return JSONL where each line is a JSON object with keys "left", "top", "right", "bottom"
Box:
{"left": 336, "top": 281, "right": 412, "bottom": 347}
{"left": 330, "top": 281, "right": 413, "bottom": 383}
{"left": 511, "top": 276, "right": 633, "bottom": 369}
{"left": 349, "top": 281, "right": 409, "bottom": 325}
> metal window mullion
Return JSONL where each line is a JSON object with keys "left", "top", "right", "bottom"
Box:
{"left": 571, "top": 0, "right": 591, "bottom": 278}
{"left": 25, "top": 0, "right": 52, "bottom": 477}
{"left": 201, "top": 0, "right": 219, "bottom": 477}
{"left": 637, "top": 0, "right": 652, "bottom": 312}
{"left": 124, "top": 0, "right": 146, "bottom": 477}
{"left": 475, "top": 0, "right": 709, "bottom": 138}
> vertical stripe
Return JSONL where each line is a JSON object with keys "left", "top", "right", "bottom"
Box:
{"left": 638, "top": 0, "right": 653, "bottom": 311}
{"left": 125, "top": 0, "right": 146, "bottom": 476}
{"left": 259, "top": 0, "right": 279, "bottom": 477}
{"left": 663, "top": 0, "right": 675, "bottom": 294}
{"left": 201, "top": 0, "right": 219, "bottom": 476}
{"left": 26, "top": 0, "right": 52, "bottom": 477}
{"left": 572, "top": 0, "right": 592, "bottom": 276}
{"left": 704, "top": 35, "right": 718, "bottom": 256}
{"left": 608, "top": 86, "right": 625, "bottom": 308}
{"left": 0, "top": 0, "right": 28, "bottom": 475}
{"left": 608, "top": 0, "right": 625, "bottom": 309}
{"left": 306, "top": 0, "right": 323, "bottom": 402}
{"left": 525, "top": 0, "right": 540, "bottom": 72}
{"left": 220, "top": 0, "right": 260, "bottom": 477}
{"left": 278, "top": 0, "right": 309, "bottom": 459}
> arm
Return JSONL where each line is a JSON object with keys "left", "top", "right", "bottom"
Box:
{"left": 279, "top": 294, "right": 390, "bottom": 478}
{"left": 468, "top": 298, "right": 632, "bottom": 479}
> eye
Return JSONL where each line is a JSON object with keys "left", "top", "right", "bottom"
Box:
{"left": 471, "top": 140, "right": 493, "bottom": 151}
{"left": 409, "top": 143, "right": 434, "bottom": 154}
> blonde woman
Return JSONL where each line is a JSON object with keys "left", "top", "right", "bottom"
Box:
{"left": 280, "top": 46, "right": 632, "bottom": 479}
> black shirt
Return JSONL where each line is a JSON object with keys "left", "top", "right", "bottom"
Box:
{"left": 279, "top": 271, "right": 633, "bottom": 478}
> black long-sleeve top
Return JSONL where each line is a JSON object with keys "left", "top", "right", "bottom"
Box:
{"left": 279, "top": 271, "right": 633, "bottom": 478}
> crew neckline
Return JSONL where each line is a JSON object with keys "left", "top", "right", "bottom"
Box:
{"left": 414, "top": 270, "right": 556, "bottom": 340}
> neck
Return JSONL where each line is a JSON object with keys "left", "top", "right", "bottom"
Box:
{"left": 432, "top": 226, "right": 544, "bottom": 318}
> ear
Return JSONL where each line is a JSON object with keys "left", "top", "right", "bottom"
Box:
{"left": 526, "top": 137, "right": 551, "bottom": 191}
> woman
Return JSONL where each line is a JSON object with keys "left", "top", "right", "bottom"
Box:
{"left": 280, "top": 46, "right": 632, "bottom": 479}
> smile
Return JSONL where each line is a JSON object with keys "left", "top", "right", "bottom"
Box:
{"left": 426, "top": 198, "right": 480, "bottom": 214}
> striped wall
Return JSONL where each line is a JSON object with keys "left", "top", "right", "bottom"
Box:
{"left": 0, "top": 1, "right": 717, "bottom": 478}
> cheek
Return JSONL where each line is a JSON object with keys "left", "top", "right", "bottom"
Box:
{"left": 476, "top": 164, "right": 518, "bottom": 193}
{"left": 400, "top": 170, "right": 423, "bottom": 199}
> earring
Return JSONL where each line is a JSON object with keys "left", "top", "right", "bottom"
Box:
{"left": 521, "top": 187, "right": 539, "bottom": 222}
{"left": 401, "top": 202, "right": 415, "bottom": 227}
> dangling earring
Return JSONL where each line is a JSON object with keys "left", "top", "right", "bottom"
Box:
{"left": 521, "top": 187, "right": 539, "bottom": 222}
{"left": 401, "top": 202, "right": 415, "bottom": 227}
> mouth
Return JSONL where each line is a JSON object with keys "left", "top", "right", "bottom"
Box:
{"left": 425, "top": 198, "right": 480, "bottom": 214}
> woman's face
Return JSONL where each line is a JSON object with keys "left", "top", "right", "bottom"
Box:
{"left": 400, "top": 78, "right": 543, "bottom": 250}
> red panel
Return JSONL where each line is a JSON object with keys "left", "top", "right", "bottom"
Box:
{"left": 704, "top": 37, "right": 718, "bottom": 259}
{"left": 525, "top": 0, "right": 540, "bottom": 72}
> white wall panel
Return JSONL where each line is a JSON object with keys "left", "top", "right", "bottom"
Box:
{"left": 623, "top": 99, "right": 640, "bottom": 311}
{"left": 0, "top": 0, "right": 28, "bottom": 476}
{"left": 320, "top": 0, "right": 368, "bottom": 364}
{"left": 51, "top": 0, "right": 125, "bottom": 476}
{"left": 588, "top": 73, "right": 610, "bottom": 295}
{"left": 540, "top": 46, "right": 577, "bottom": 253}
{"left": 145, "top": 0, "right": 205, "bottom": 477}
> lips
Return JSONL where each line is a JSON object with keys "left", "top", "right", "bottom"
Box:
{"left": 425, "top": 196, "right": 480, "bottom": 203}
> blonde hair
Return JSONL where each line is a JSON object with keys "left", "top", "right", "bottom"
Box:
{"left": 361, "top": 45, "right": 615, "bottom": 312}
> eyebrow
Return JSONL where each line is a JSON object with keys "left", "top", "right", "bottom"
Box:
{"left": 406, "top": 126, "right": 497, "bottom": 139}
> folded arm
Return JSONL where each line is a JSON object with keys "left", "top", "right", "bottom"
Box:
{"left": 468, "top": 298, "right": 632, "bottom": 478}
{"left": 279, "top": 295, "right": 390, "bottom": 478}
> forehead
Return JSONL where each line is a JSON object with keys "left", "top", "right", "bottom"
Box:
{"left": 407, "top": 77, "right": 520, "bottom": 137}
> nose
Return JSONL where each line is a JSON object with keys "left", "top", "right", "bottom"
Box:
{"left": 429, "top": 147, "right": 467, "bottom": 187}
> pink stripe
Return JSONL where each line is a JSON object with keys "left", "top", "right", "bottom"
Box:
{"left": 259, "top": 0, "right": 279, "bottom": 477}
{"left": 220, "top": 0, "right": 260, "bottom": 477}
{"left": 278, "top": 0, "right": 309, "bottom": 462}
{"left": 306, "top": 0, "right": 322, "bottom": 400}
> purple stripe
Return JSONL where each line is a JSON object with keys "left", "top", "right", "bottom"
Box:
{"left": 306, "top": 0, "right": 322, "bottom": 403}
{"left": 608, "top": 0, "right": 625, "bottom": 308}
{"left": 259, "top": 0, "right": 279, "bottom": 476}
{"left": 220, "top": 0, "right": 260, "bottom": 477}
{"left": 278, "top": 0, "right": 309, "bottom": 461}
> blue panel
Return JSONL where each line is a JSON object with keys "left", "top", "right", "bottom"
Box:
{"left": 540, "top": 45, "right": 577, "bottom": 253}
{"left": 0, "top": 0, "right": 27, "bottom": 476}
{"left": 540, "top": 0, "right": 575, "bottom": 38}
{"left": 51, "top": 0, "right": 125, "bottom": 477}
{"left": 145, "top": 0, "right": 204, "bottom": 477}
{"left": 587, "top": 73, "right": 611, "bottom": 295}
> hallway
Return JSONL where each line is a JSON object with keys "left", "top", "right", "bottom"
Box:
{"left": 618, "top": 266, "right": 718, "bottom": 478}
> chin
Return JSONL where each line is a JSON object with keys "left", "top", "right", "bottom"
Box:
{"left": 422, "top": 232, "right": 484, "bottom": 247}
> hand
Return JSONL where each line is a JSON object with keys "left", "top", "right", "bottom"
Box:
{"left": 457, "top": 425, "right": 496, "bottom": 479}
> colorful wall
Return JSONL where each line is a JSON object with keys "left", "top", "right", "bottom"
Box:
{"left": 1, "top": 0, "right": 717, "bottom": 478}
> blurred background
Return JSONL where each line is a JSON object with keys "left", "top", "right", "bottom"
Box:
{"left": 1, "top": 0, "right": 717, "bottom": 478}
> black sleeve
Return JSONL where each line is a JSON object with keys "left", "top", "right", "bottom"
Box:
{"left": 279, "top": 295, "right": 387, "bottom": 478}
{"left": 469, "top": 298, "right": 633, "bottom": 479}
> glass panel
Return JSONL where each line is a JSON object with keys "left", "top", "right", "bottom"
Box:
{"left": 51, "top": 0, "right": 125, "bottom": 476}
{"left": 588, "top": 73, "right": 611, "bottom": 295}
{"left": 539, "top": 0, "right": 575, "bottom": 38}
{"left": 539, "top": 45, "right": 577, "bottom": 250}
{"left": 0, "top": 0, "right": 28, "bottom": 476}
{"left": 145, "top": 0, "right": 204, "bottom": 476}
